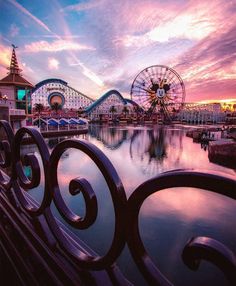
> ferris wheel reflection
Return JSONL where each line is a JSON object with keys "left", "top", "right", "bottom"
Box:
{"left": 87, "top": 124, "right": 184, "bottom": 176}
{"left": 129, "top": 126, "right": 183, "bottom": 175}
{"left": 89, "top": 124, "right": 132, "bottom": 150}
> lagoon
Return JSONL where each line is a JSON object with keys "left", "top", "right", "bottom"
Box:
{"left": 24, "top": 124, "right": 236, "bottom": 286}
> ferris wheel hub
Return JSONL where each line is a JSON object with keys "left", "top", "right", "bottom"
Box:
{"left": 156, "top": 88, "right": 165, "bottom": 98}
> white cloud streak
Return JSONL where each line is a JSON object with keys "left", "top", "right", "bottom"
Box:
{"left": 7, "top": 0, "right": 52, "bottom": 33}
{"left": 24, "top": 40, "right": 95, "bottom": 53}
{"left": 61, "top": 0, "right": 104, "bottom": 12}
{"left": 70, "top": 61, "right": 104, "bottom": 87}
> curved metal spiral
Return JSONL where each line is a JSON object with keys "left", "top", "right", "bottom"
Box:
{"left": 182, "top": 236, "right": 236, "bottom": 285}
{"left": 47, "top": 139, "right": 127, "bottom": 270}
{"left": 1, "top": 121, "right": 236, "bottom": 284}
{"left": 0, "top": 120, "right": 14, "bottom": 189}
{"left": 126, "top": 169, "right": 236, "bottom": 285}
{"left": 0, "top": 125, "right": 128, "bottom": 270}
{"left": 12, "top": 127, "right": 51, "bottom": 216}
{"left": 68, "top": 177, "right": 98, "bottom": 228}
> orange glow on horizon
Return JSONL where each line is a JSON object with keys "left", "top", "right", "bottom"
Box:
{"left": 197, "top": 99, "right": 236, "bottom": 110}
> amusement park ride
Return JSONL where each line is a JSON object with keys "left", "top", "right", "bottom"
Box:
{"left": 130, "top": 65, "right": 186, "bottom": 123}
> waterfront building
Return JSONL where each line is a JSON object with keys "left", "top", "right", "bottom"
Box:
{"left": 0, "top": 45, "right": 34, "bottom": 129}
{"left": 31, "top": 83, "right": 137, "bottom": 121}
{"left": 1, "top": 46, "right": 233, "bottom": 126}
{"left": 178, "top": 102, "right": 226, "bottom": 124}
{"left": 31, "top": 78, "right": 94, "bottom": 118}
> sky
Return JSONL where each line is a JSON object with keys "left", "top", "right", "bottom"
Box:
{"left": 0, "top": 0, "right": 236, "bottom": 102}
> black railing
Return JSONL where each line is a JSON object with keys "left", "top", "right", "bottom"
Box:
{"left": 0, "top": 119, "right": 236, "bottom": 285}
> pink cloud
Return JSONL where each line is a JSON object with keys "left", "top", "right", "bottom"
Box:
{"left": 2, "top": 0, "right": 235, "bottom": 103}
{"left": 113, "top": 0, "right": 227, "bottom": 48}
{"left": 173, "top": 23, "right": 236, "bottom": 101}
{"left": 0, "top": 43, "right": 11, "bottom": 67}
{"left": 48, "top": 57, "right": 60, "bottom": 70}
{"left": 93, "top": 0, "right": 235, "bottom": 101}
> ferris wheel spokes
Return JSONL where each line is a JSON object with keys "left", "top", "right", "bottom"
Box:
{"left": 130, "top": 65, "right": 185, "bottom": 123}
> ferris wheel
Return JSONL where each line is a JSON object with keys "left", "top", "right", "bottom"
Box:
{"left": 130, "top": 65, "right": 186, "bottom": 122}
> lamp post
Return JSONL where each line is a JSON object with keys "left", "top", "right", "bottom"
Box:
{"left": 0, "top": 94, "right": 8, "bottom": 104}
{"left": 3, "top": 95, "right": 8, "bottom": 103}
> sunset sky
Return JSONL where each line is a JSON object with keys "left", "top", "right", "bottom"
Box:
{"left": 0, "top": 0, "right": 235, "bottom": 102}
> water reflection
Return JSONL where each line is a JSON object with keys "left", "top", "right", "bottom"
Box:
{"left": 87, "top": 125, "right": 236, "bottom": 176}
{"left": 129, "top": 127, "right": 171, "bottom": 175}
{"left": 139, "top": 187, "right": 236, "bottom": 286}
{"left": 89, "top": 125, "right": 132, "bottom": 149}
{"left": 146, "top": 128, "right": 167, "bottom": 161}
{"left": 47, "top": 137, "right": 67, "bottom": 149}
{"left": 88, "top": 125, "right": 185, "bottom": 175}
{"left": 21, "top": 124, "right": 236, "bottom": 286}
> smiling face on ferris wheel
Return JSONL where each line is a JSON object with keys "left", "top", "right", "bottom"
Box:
{"left": 156, "top": 88, "right": 165, "bottom": 98}
{"left": 151, "top": 78, "right": 171, "bottom": 99}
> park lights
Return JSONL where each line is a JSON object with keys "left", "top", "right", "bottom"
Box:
{"left": 0, "top": 93, "right": 8, "bottom": 103}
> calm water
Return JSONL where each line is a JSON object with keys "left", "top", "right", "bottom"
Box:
{"left": 24, "top": 124, "right": 236, "bottom": 286}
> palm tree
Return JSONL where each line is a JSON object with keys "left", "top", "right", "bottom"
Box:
{"left": 122, "top": 106, "right": 129, "bottom": 118}
{"left": 34, "top": 103, "right": 44, "bottom": 127}
{"left": 223, "top": 102, "right": 227, "bottom": 111}
{"left": 51, "top": 102, "right": 62, "bottom": 117}
{"left": 133, "top": 105, "right": 142, "bottom": 118}
{"left": 233, "top": 104, "right": 236, "bottom": 113}
{"left": 109, "top": 105, "right": 117, "bottom": 120}
{"left": 77, "top": 107, "right": 84, "bottom": 117}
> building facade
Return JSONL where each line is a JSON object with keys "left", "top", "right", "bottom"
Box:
{"left": 0, "top": 46, "right": 34, "bottom": 130}
{"left": 178, "top": 103, "right": 226, "bottom": 124}
{"left": 1, "top": 46, "right": 233, "bottom": 126}
{"left": 31, "top": 84, "right": 137, "bottom": 121}
{"left": 31, "top": 78, "right": 94, "bottom": 113}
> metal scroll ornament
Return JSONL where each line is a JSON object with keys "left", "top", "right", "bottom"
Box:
{"left": 0, "top": 120, "right": 236, "bottom": 285}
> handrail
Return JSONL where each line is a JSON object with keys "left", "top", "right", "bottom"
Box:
{"left": 0, "top": 119, "right": 236, "bottom": 285}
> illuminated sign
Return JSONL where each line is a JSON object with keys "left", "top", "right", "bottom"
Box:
{"left": 46, "top": 87, "right": 65, "bottom": 92}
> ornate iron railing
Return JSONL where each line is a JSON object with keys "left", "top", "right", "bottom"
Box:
{"left": 0, "top": 119, "right": 235, "bottom": 285}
